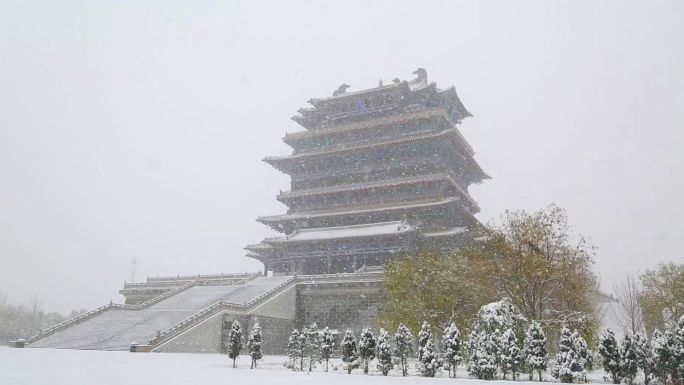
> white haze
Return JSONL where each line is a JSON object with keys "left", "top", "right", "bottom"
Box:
{"left": 0, "top": 0, "right": 682, "bottom": 313}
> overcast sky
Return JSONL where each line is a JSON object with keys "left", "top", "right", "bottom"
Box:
{"left": 1, "top": 0, "right": 683, "bottom": 313}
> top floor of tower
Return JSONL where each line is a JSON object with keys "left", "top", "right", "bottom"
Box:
{"left": 291, "top": 68, "right": 472, "bottom": 133}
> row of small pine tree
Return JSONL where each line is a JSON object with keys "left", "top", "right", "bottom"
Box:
{"left": 225, "top": 320, "right": 263, "bottom": 369}
{"left": 224, "top": 314, "right": 684, "bottom": 383}
{"left": 287, "top": 323, "right": 335, "bottom": 372}
{"left": 597, "top": 317, "right": 684, "bottom": 385}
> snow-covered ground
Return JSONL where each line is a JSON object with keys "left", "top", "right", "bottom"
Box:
{"left": 0, "top": 347, "right": 612, "bottom": 385}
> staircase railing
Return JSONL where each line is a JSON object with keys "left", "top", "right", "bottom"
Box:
{"left": 26, "top": 281, "right": 198, "bottom": 345}
{"left": 128, "top": 280, "right": 197, "bottom": 310}
{"left": 27, "top": 302, "right": 127, "bottom": 343}
{"left": 149, "top": 277, "right": 298, "bottom": 348}
{"left": 241, "top": 276, "right": 297, "bottom": 308}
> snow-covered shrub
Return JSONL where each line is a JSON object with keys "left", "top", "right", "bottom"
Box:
{"left": 473, "top": 298, "right": 526, "bottom": 336}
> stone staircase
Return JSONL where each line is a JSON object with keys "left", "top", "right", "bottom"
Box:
{"left": 27, "top": 272, "right": 383, "bottom": 352}
{"left": 26, "top": 273, "right": 280, "bottom": 351}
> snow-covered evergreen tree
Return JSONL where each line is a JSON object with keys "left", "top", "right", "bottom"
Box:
{"left": 247, "top": 323, "right": 262, "bottom": 369}
{"left": 415, "top": 321, "right": 441, "bottom": 377}
{"left": 663, "top": 330, "right": 681, "bottom": 385}
{"left": 621, "top": 333, "right": 639, "bottom": 385}
{"left": 673, "top": 315, "right": 684, "bottom": 383}
{"left": 417, "top": 321, "right": 432, "bottom": 363}
{"left": 394, "top": 323, "right": 413, "bottom": 377}
{"left": 468, "top": 330, "right": 498, "bottom": 380}
{"left": 552, "top": 326, "right": 584, "bottom": 383}
{"left": 633, "top": 331, "right": 655, "bottom": 385}
{"left": 525, "top": 321, "right": 549, "bottom": 381}
{"left": 467, "top": 330, "right": 479, "bottom": 375}
{"left": 341, "top": 329, "right": 359, "bottom": 374}
{"left": 320, "top": 327, "right": 334, "bottom": 372}
{"left": 376, "top": 328, "right": 393, "bottom": 376}
{"left": 227, "top": 319, "right": 243, "bottom": 368}
{"left": 418, "top": 330, "right": 441, "bottom": 377}
{"left": 473, "top": 298, "right": 526, "bottom": 336}
{"left": 303, "top": 323, "right": 321, "bottom": 372}
{"left": 598, "top": 327, "right": 622, "bottom": 384}
{"left": 571, "top": 329, "right": 594, "bottom": 381}
{"left": 441, "top": 323, "right": 463, "bottom": 378}
{"left": 500, "top": 328, "right": 521, "bottom": 380}
{"left": 287, "top": 329, "right": 302, "bottom": 371}
{"left": 652, "top": 329, "right": 670, "bottom": 385}
{"left": 359, "top": 327, "right": 377, "bottom": 374}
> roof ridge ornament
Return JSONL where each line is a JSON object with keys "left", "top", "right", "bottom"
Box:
{"left": 332, "top": 84, "right": 350, "bottom": 97}
{"left": 408, "top": 68, "right": 428, "bottom": 90}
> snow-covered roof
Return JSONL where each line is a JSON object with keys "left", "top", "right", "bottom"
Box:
{"left": 245, "top": 251, "right": 261, "bottom": 258}
{"left": 258, "top": 197, "right": 461, "bottom": 223}
{"left": 308, "top": 83, "right": 400, "bottom": 105}
{"left": 244, "top": 243, "right": 272, "bottom": 250}
{"left": 277, "top": 173, "right": 480, "bottom": 212}
{"left": 284, "top": 108, "right": 450, "bottom": 143}
{"left": 265, "top": 221, "right": 415, "bottom": 243}
{"left": 266, "top": 128, "right": 459, "bottom": 163}
{"left": 423, "top": 227, "right": 467, "bottom": 237}
{"left": 277, "top": 173, "right": 451, "bottom": 200}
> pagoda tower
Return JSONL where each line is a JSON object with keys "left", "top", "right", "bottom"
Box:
{"left": 246, "top": 69, "right": 489, "bottom": 276}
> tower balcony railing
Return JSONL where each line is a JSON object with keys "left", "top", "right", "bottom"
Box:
{"left": 269, "top": 246, "right": 413, "bottom": 260}
{"left": 292, "top": 127, "right": 438, "bottom": 155}
{"left": 278, "top": 173, "right": 449, "bottom": 199}
{"left": 146, "top": 272, "right": 255, "bottom": 282}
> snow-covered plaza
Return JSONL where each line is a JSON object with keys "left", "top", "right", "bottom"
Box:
{"left": 1, "top": 347, "right": 614, "bottom": 385}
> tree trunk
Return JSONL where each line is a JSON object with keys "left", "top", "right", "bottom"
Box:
{"left": 538, "top": 370, "right": 543, "bottom": 382}
{"left": 232, "top": 358, "right": 236, "bottom": 368}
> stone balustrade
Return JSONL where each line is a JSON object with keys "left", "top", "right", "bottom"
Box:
{"left": 149, "top": 276, "right": 298, "bottom": 348}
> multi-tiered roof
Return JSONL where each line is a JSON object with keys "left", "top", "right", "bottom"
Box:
{"left": 246, "top": 69, "right": 489, "bottom": 276}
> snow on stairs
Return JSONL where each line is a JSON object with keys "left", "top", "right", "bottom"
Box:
{"left": 28, "top": 275, "right": 291, "bottom": 351}
{"left": 148, "top": 276, "right": 296, "bottom": 349}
